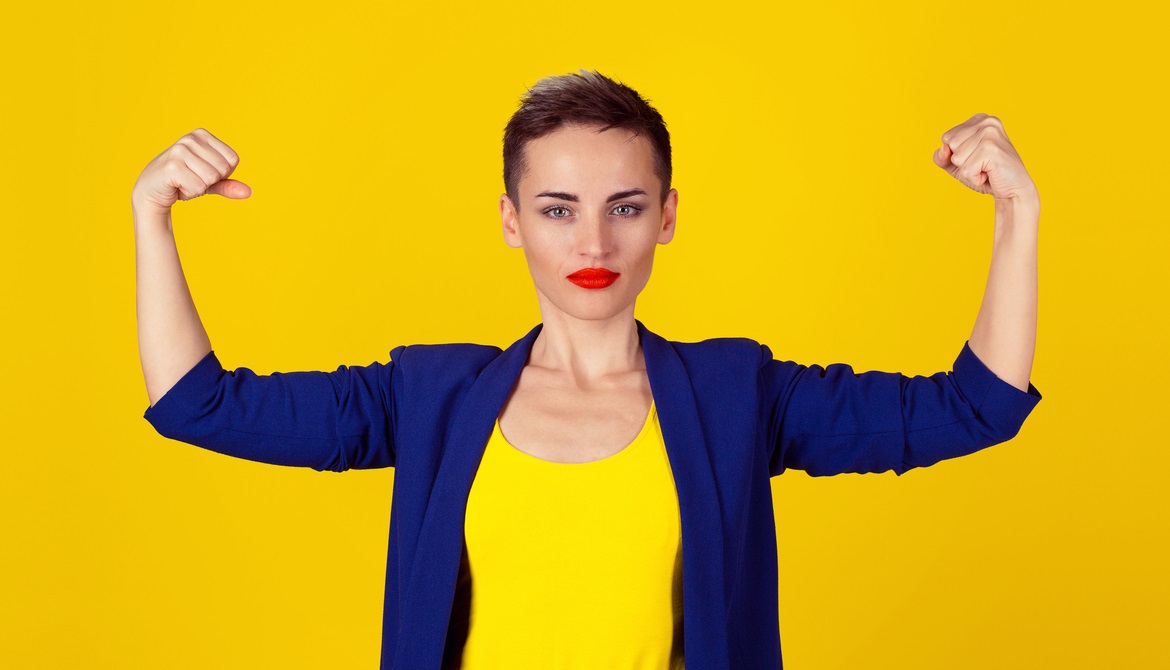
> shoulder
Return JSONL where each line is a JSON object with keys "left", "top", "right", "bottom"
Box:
{"left": 389, "top": 341, "right": 503, "bottom": 379}
{"left": 651, "top": 334, "right": 772, "bottom": 415}
{"left": 662, "top": 334, "right": 768, "bottom": 373}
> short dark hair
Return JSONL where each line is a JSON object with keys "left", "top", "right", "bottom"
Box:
{"left": 503, "top": 69, "right": 672, "bottom": 209}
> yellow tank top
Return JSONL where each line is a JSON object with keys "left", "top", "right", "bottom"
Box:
{"left": 459, "top": 400, "right": 684, "bottom": 669}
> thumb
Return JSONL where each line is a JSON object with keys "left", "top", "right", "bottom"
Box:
{"left": 206, "top": 179, "right": 252, "bottom": 199}
{"left": 932, "top": 143, "right": 952, "bottom": 169}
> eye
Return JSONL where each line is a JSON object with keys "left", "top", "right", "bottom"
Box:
{"left": 543, "top": 206, "right": 572, "bottom": 219}
{"left": 612, "top": 204, "right": 641, "bottom": 217}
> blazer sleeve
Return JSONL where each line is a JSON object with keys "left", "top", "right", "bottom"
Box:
{"left": 142, "top": 347, "right": 404, "bottom": 472}
{"left": 759, "top": 340, "right": 1042, "bottom": 477}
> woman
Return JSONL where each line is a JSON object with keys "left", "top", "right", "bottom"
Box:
{"left": 135, "top": 70, "right": 1042, "bottom": 669}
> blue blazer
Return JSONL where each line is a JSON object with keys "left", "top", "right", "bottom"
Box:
{"left": 143, "top": 319, "right": 1042, "bottom": 669}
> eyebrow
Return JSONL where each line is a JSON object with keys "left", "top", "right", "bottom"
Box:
{"left": 534, "top": 188, "right": 648, "bottom": 203}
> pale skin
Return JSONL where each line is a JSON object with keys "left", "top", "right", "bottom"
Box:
{"left": 134, "top": 116, "right": 1037, "bottom": 465}
{"left": 496, "top": 124, "right": 677, "bottom": 462}
{"left": 933, "top": 114, "right": 1040, "bottom": 393}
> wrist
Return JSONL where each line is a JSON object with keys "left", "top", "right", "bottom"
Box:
{"left": 994, "top": 188, "right": 1039, "bottom": 234}
{"left": 132, "top": 201, "right": 173, "bottom": 235}
{"left": 994, "top": 186, "right": 1040, "bottom": 215}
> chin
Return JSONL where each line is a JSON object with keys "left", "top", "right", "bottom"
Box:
{"left": 544, "top": 292, "right": 638, "bottom": 322}
{"left": 532, "top": 276, "right": 648, "bottom": 320}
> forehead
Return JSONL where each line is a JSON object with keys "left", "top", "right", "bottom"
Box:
{"left": 520, "top": 124, "right": 656, "bottom": 194}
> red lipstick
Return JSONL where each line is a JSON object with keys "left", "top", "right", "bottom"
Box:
{"left": 567, "top": 267, "right": 620, "bottom": 289}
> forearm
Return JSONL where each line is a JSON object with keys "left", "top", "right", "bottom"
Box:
{"left": 967, "top": 191, "right": 1040, "bottom": 392}
{"left": 134, "top": 203, "right": 213, "bottom": 407}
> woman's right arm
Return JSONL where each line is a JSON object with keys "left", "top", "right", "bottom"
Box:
{"left": 135, "top": 206, "right": 213, "bottom": 406}
{"left": 134, "top": 128, "right": 248, "bottom": 406}
{"left": 134, "top": 129, "right": 398, "bottom": 472}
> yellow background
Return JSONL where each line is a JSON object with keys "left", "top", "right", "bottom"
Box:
{"left": 2, "top": 0, "right": 1165, "bottom": 667}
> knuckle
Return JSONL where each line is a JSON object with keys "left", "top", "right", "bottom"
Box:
{"left": 198, "top": 169, "right": 218, "bottom": 186}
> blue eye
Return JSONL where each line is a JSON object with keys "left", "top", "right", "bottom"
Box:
{"left": 545, "top": 206, "right": 571, "bottom": 219}
{"left": 613, "top": 204, "right": 640, "bottom": 217}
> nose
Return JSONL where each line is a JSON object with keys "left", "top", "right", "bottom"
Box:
{"left": 575, "top": 211, "right": 614, "bottom": 259}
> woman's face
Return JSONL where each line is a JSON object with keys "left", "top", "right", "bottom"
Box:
{"left": 500, "top": 123, "right": 678, "bottom": 325}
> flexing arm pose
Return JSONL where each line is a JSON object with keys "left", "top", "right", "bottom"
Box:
{"left": 763, "top": 114, "right": 1042, "bottom": 477}
{"left": 934, "top": 114, "right": 1040, "bottom": 392}
{"left": 133, "top": 130, "right": 394, "bottom": 471}
{"left": 133, "top": 128, "right": 252, "bottom": 406}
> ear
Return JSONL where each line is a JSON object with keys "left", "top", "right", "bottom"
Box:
{"left": 500, "top": 193, "right": 523, "bottom": 249}
{"left": 657, "top": 188, "right": 679, "bottom": 245}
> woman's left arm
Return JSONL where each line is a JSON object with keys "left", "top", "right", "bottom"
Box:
{"left": 934, "top": 114, "right": 1040, "bottom": 392}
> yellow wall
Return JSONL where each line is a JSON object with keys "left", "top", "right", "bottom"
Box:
{"left": 2, "top": 1, "right": 1164, "bottom": 668}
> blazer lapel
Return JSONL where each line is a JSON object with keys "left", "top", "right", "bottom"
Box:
{"left": 395, "top": 322, "right": 541, "bottom": 668}
{"left": 395, "top": 320, "right": 730, "bottom": 669}
{"left": 638, "top": 319, "right": 732, "bottom": 669}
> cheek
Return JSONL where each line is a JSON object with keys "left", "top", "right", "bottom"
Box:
{"left": 627, "top": 233, "right": 659, "bottom": 268}
{"left": 521, "top": 237, "right": 566, "bottom": 276}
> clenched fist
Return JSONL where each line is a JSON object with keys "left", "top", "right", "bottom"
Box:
{"left": 933, "top": 114, "right": 1038, "bottom": 202}
{"left": 132, "top": 128, "right": 251, "bottom": 216}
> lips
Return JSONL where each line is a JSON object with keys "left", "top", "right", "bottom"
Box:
{"left": 566, "top": 267, "right": 620, "bottom": 289}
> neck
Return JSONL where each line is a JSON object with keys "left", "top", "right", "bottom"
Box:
{"left": 528, "top": 302, "right": 644, "bottom": 383}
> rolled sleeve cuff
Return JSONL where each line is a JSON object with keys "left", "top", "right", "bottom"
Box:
{"left": 142, "top": 350, "right": 224, "bottom": 437}
{"left": 952, "top": 340, "right": 1042, "bottom": 439}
